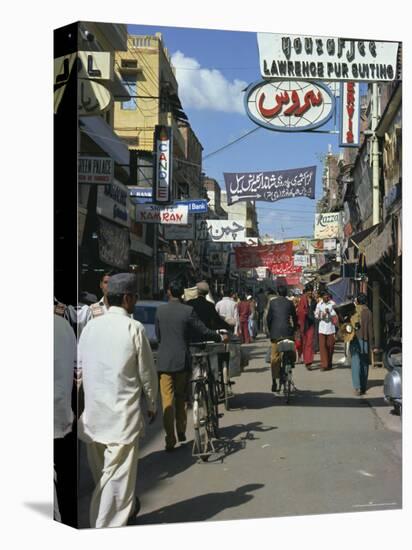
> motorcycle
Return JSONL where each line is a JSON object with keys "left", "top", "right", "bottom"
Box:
{"left": 383, "top": 314, "right": 402, "bottom": 416}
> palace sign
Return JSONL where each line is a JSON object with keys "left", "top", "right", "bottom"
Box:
{"left": 245, "top": 80, "right": 334, "bottom": 131}
{"left": 257, "top": 33, "right": 400, "bottom": 82}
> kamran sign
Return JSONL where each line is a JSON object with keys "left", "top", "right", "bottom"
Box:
{"left": 257, "top": 33, "right": 401, "bottom": 82}
{"left": 245, "top": 80, "right": 335, "bottom": 132}
{"left": 224, "top": 165, "right": 316, "bottom": 204}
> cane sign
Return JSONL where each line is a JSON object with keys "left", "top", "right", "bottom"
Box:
{"left": 153, "top": 125, "right": 173, "bottom": 204}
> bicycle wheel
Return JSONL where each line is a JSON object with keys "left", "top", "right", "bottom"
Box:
{"left": 222, "top": 361, "right": 230, "bottom": 411}
{"left": 285, "top": 369, "right": 292, "bottom": 404}
{"left": 193, "top": 385, "right": 209, "bottom": 461}
{"left": 208, "top": 379, "right": 220, "bottom": 439}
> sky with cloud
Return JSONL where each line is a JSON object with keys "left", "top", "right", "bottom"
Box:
{"left": 127, "top": 23, "right": 341, "bottom": 238}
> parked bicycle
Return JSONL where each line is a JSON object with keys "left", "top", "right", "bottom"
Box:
{"left": 277, "top": 338, "right": 297, "bottom": 404}
{"left": 189, "top": 341, "right": 225, "bottom": 461}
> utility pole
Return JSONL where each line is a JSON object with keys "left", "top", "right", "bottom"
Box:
{"left": 371, "top": 83, "right": 380, "bottom": 226}
{"left": 370, "top": 82, "right": 381, "bottom": 349}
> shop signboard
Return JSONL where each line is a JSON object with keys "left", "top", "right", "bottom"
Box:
{"left": 323, "top": 238, "right": 337, "bottom": 251}
{"left": 314, "top": 212, "right": 342, "bottom": 239}
{"left": 197, "top": 219, "right": 247, "bottom": 242}
{"left": 136, "top": 203, "right": 189, "bottom": 224}
{"left": 176, "top": 199, "right": 209, "bottom": 214}
{"left": 98, "top": 217, "right": 130, "bottom": 270}
{"left": 97, "top": 179, "right": 130, "bottom": 227}
{"left": 340, "top": 82, "right": 360, "bottom": 147}
{"left": 153, "top": 125, "right": 173, "bottom": 204}
{"left": 78, "top": 79, "right": 112, "bottom": 116}
{"left": 78, "top": 156, "right": 114, "bottom": 185}
{"left": 163, "top": 215, "right": 195, "bottom": 240}
{"left": 245, "top": 80, "right": 334, "bottom": 132}
{"left": 293, "top": 254, "right": 309, "bottom": 267}
{"left": 257, "top": 33, "right": 400, "bottom": 82}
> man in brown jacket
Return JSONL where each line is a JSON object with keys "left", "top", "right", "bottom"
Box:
{"left": 349, "top": 293, "right": 376, "bottom": 395}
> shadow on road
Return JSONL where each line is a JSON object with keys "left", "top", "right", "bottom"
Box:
{"left": 133, "top": 483, "right": 265, "bottom": 525}
{"left": 233, "top": 390, "right": 389, "bottom": 409}
{"left": 137, "top": 444, "right": 198, "bottom": 496}
{"left": 219, "top": 421, "right": 277, "bottom": 442}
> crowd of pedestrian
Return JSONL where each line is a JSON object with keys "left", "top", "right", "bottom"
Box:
{"left": 54, "top": 272, "right": 379, "bottom": 528}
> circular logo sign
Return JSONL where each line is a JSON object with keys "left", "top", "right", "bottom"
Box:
{"left": 245, "top": 80, "right": 335, "bottom": 131}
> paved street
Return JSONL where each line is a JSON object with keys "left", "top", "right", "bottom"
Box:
{"left": 78, "top": 336, "right": 401, "bottom": 528}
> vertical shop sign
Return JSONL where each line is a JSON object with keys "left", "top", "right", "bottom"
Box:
{"left": 340, "top": 82, "right": 360, "bottom": 147}
{"left": 153, "top": 125, "right": 173, "bottom": 204}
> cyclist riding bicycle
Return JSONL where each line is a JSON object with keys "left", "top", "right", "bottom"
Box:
{"left": 266, "top": 285, "right": 298, "bottom": 393}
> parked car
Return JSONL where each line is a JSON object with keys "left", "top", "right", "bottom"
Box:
{"left": 133, "top": 300, "right": 166, "bottom": 350}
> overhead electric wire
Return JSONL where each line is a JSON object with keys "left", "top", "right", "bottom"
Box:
{"left": 202, "top": 127, "right": 262, "bottom": 160}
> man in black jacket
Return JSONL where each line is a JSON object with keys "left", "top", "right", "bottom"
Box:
{"left": 267, "top": 285, "right": 298, "bottom": 392}
{"left": 155, "top": 280, "right": 227, "bottom": 452}
{"left": 187, "top": 281, "right": 231, "bottom": 331}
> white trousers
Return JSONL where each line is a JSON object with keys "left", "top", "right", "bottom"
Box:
{"left": 86, "top": 439, "right": 140, "bottom": 528}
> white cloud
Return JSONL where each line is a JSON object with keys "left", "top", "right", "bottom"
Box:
{"left": 171, "top": 51, "right": 248, "bottom": 114}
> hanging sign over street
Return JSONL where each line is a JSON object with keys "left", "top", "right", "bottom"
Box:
{"left": 340, "top": 82, "right": 360, "bottom": 147}
{"left": 197, "top": 219, "right": 247, "bottom": 242}
{"left": 153, "top": 125, "right": 173, "bottom": 204}
{"left": 136, "top": 203, "right": 188, "bottom": 224}
{"left": 257, "top": 33, "right": 401, "bottom": 82}
{"left": 245, "top": 80, "right": 334, "bottom": 131}
{"left": 314, "top": 212, "right": 342, "bottom": 239}
{"left": 224, "top": 165, "right": 316, "bottom": 205}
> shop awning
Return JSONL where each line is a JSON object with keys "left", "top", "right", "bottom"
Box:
{"left": 327, "top": 277, "right": 352, "bottom": 305}
{"left": 363, "top": 221, "right": 393, "bottom": 267}
{"left": 80, "top": 116, "right": 130, "bottom": 173}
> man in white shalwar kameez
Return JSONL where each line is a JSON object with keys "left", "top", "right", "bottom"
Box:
{"left": 78, "top": 273, "right": 158, "bottom": 529}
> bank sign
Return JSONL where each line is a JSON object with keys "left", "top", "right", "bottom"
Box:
{"left": 153, "top": 125, "right": 173, "bottom": 204}
{"left": 257, "top": 33, "right": 400, "bottom": 82}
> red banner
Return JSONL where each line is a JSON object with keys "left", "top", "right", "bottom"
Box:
{"left": 235, "top": 241, "right": 302, "bottom": 278}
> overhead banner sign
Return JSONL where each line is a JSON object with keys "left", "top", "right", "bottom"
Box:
{"left": 314, "top": 212, "right": 342, "bottom": 239}
{"left": 153, "top": 125, "right": 173, "bottom": 204}
{"left": 235, "top": 241, "right": 294, "bottom": 269}
{"left": 78, "top": 156, "right": 114, "bottom": 185}
{"left": 245, "top": 80, "right": 335, "bottom": 132}
{"left": 136, "top": 203, "right": 189, "bottom": 224}
{"left": 257, "top": 33, "right": 400, "bottom": 82}
{"left": 224, "top": 165, "right": 316, "bottom": 205}
{"left": 340, "top": 82, "right": 360, "bottom": 147}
